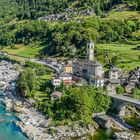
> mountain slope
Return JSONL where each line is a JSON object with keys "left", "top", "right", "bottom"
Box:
{"left": 0, "top": 0, "right": 140, "bottom": 70}
{"left": 1, "top": 0, "right": 140, "bottom": 20}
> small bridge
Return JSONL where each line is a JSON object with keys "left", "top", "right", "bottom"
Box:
{"left": 108, "top": 93, "right": 140, "bottom": 117}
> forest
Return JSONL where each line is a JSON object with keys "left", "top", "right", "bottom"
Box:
{"left": 0, "top": 17, "right": 139, "bottom": 57}
{"left": 13, "top": 0, "right": 140, "bottom": 19}
{"left": 0, "top": 0, "right": 140, "bottom": 65}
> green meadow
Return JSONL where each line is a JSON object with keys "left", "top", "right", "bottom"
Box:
{"left": 2, "top": 44, "right": 43, "bottom": 58}
{"left": 97, "top": 43, "right": 140, "bottom": 71}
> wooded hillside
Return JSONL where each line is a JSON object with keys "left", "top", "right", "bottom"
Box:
{"left": 0, "top": 0, "right": 140, "bottom": 20}
{"left": 0, "top": 0, "right": 140, "bottom": 70}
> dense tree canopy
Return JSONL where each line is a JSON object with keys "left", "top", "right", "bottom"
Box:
{"left": 16, "top": 68, "right": 40, "bottom": 97}
{"left": 0, "top": 0, "right": 140, "bottom": 58}
{"left": 0, "top": 17, "right": 139, "bottom": 57}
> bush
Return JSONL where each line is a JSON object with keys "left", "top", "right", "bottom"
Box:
{"left": 115, "top": 85, "right": 125, "bottom": 94}
{"left": 132, "top": 88, "right": 140, "bottom": 100}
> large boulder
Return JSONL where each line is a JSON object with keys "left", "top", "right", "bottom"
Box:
{"left": 113, "top": 131, "right": 135, "bottom": 140}
{"left": 3, "top": 98, "right": 14, "bottom": 111}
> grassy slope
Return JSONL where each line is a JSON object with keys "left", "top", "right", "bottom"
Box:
{"left": 103, "top": 3, "right": 140, "bottom": 20}
{"left": 97, "top": 43, "right": 140, "bottom": 70}
{"left": 2, "top": 44, "right": 43, "bottom": 58}
{"left": 3, "top": 43, "right": 140, "bottom": 71}
{"left": 105, "top": 11, "right": 139, "bottom": 20}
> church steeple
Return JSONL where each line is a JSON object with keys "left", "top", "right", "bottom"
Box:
{"left": 87, "top": 40, "right": 94, "bottom": 61}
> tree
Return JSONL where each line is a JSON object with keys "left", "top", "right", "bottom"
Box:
{"left": 45, "top": 86, "right": 111, "bottom": 125}
{"left": 16, "top": 68, "right": 40, "bottom": 97}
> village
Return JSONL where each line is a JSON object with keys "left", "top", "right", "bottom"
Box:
{"left": 48, "top": 40, "right": 140, "bottom": 99}
{"left": 0, "top": 0, "right": 140, "bottom": 139}
{"left": 0, "top": 41, "right": 140, "bottom": 140}
{"left": 0, "top": 40, "right": 139, "bottom": 99}
{"left": 38, "top": 8, "right": 95, "bottom": 22}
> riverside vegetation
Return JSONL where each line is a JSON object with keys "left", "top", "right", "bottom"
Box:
{"left": 16, "top": 63, "right": 111, "bottom": 126}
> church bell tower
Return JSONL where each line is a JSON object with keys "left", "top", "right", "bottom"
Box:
{"left": 87, "top": 40, "right": 94, "bottom": 61}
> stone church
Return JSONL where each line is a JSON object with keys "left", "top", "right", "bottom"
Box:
{"left": 73, "top": 41, "right": 104, "bottom": 87}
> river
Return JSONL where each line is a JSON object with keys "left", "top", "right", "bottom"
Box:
{"left": 0, "top": 103, "right": 28, "bottom": 140}
{"left": 0, "top": 101, "right": 140, "bottom": 140}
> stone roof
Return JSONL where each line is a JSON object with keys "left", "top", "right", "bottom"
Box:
{"left": 51, "top": 91, "right": 62, "bottom": 97}
{"left": 73, "top": 58, "right": 102, "bottom": 66}
{"left": 110, "top": 67, "right": 119, "bottom": 71}
{"left": 104, "top": 79, "right": 120, "bottom": 85}
{"left": 59, "top": 72, "right": 72, "bottom": 78}
{"left": 123, "top": 82, "right": 133, "bottom": 87}
{"left": 119, "top": 74, "right": 128, "bottom": 79}
{"left": 92, "top": 76, "right": 103, "bottom": 80}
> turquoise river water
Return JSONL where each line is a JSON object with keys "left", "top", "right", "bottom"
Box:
{"left": 0, "top": 103, "right": 28, "bottom": 140}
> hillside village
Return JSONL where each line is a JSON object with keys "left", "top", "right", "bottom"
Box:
{"left": 0, "top": 41, "right": 140, "bottom": 140}
{"left": 50, "top": 41, "right": 140, "bottom": 98}
{"left": 0, "top": 0, "right": 140, "bottom": 140}
{"left": 0, "top": 41, "right": 139, "bottom": 97}
{"left": 38, "top": 8, "right": 95, "bottom": 22}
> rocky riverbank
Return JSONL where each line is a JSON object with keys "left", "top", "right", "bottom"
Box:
{"left": 93, "top": 113, "right": 136, "bottom": 140}
{"left": 0, "top": 60, "right": 97, "bottom": 140}
{"left": 0, "top": 60, "right": 19, "bottom": 97}
{"left": 113, "top": 131, "right": 135, "bottom": 140}
{"left": 3, "top": 98, "right": 97, "bottom": 140}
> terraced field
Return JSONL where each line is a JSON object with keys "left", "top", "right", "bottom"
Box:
{"left": 97, "top": 43, "right": 140, "bottom": 71}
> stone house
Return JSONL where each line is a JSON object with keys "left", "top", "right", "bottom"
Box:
{"left": 52, "top": 78, "right": 61, "bottom": 86}
{"left": 109, "top": 66, "right": 122, "bottom": 80}
{"left": 52, "top": 72, "right": 73, "bottom": 86}
{"left": 119, "top": 66, "right": 140, "bottom": 93}
{"left": 124, "top": 83, "right": 133, "bottom": 93}
{"left": 119, "top": 75, "right": 128, "bottom": 85}
{"left": 104, "top": 79, "right": 120, "bottom": 94}
{"left": 73, "top": 41, "right": 104, "bottom": 87}
{"left": 127, "top": 66, "right": 140, "bottom": 88}
{"left": 128, "top": 73, "right": 138, "bottom": 87}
